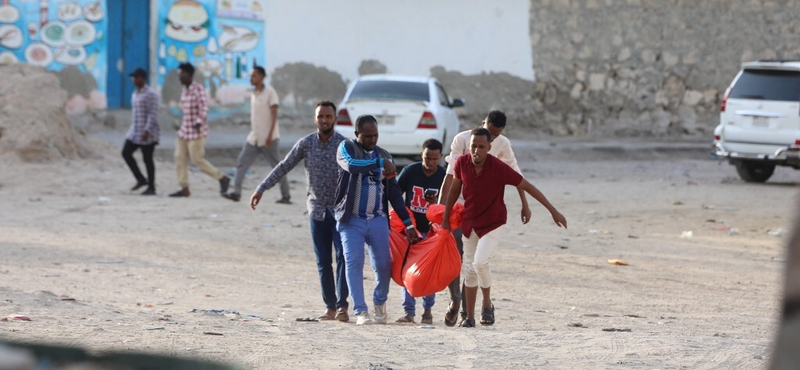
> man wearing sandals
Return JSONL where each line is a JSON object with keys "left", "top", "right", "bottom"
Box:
{"left": 250, "top": 101, "right": 349, "bottom": 322}
{"left": 441, "top": 128, "right": 567, "bottom": 327}
{"left": 394, "top": 139, "right": 446, "bottom": 324}
{"left": 438, "top": 110, "right": 530, "bottom": 326}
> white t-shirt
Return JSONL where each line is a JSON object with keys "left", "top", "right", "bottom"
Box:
{"left": 444, "top": 129, "right": 523, "bottom": 203}
{"left": 247, "top": 85, "right": 280, "bottom": 146}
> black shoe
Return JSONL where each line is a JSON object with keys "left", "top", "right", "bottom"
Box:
{"left": 222, "top": 192, "right": 240, "bottom": 202}
{"left": 141, "top": 188, "right": 156, "bottom": 196}
{"left": 275, "top": 197, "right": 292, "bottom": 204}
{"left": 459, "top": 318, "right": 475, "bottom": 328}
{"left": 131, "top": 181, "right": 148, "bottom": 191}
{"left": 169, "top": 188, "right": 190, "bottom": 197}
{"left": 219, "top": 176, "right": 230, "bottom": 194}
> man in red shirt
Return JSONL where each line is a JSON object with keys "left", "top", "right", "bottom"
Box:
{"left": 441, "top": 127, "right": 567, "bottom": 327}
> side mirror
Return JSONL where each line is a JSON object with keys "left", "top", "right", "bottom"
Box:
{"left": 450, "top": 98, "right": 465, "bottom": 108}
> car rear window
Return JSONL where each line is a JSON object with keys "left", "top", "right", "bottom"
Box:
{"left": 348, "top": 81, "right": 430, "bottom": 102}
{"left": 730, "top": 69, "right": 800, "bottom": 102}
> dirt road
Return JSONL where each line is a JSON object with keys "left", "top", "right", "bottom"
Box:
{"left": 0, "top": 133, "right": 795, "bottom": 369}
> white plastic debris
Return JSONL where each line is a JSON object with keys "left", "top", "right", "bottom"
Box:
{"left": 680, "top": 231, "right": 693, "bottom": 239}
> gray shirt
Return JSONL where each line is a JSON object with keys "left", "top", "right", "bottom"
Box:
{"left": 257, "top": 131, "right": 346, "bottom": 221}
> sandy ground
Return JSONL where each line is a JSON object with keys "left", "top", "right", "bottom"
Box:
{"left": 0, "top": 126, "right": 796, "bottom": 369}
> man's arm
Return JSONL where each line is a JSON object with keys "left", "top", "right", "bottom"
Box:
{"left": 145, "top": 91, "right": 158, "bottom": 134}
{"left": 516, "top": 179, "right": 567, "bottom": 229}
{"left": 439, "top": 133, "right": 466, "bottom": 204}
{"left": 441, "top": 177, "right": 463, "bottom": 231}
{"left": 498, "top": 138, "right": 531, "bottom": 223}
{"left": 196, "top": 85, "right": 209, "bottom": 125}
{"left": 265, "top": 104, "right": 278, "bottom": 147}
{"left": 336, "top": 141, "right": 383, "bottom": 174}
{"left": 250, "top": 139, "right": 305, "bottom": 209}
{"left": 387, "top": 176, "right": 420, "bottom": 242}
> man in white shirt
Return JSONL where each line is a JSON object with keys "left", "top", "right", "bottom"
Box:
{"left": 437, "top": 110, "right": 531, "bottom": 326}
{"left": 223, "top": 66, "right": 291, "bottom": 203}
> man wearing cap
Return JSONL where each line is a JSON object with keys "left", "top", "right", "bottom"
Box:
{"left": 122, "top": 68, "right": 160, "bottom": 195}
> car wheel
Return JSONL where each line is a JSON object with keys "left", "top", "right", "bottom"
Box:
{"left": 735, "top": 161, "right": 776, "bottom": 183}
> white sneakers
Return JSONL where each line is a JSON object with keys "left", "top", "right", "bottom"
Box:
{"left": 355, "top": 305, "right": 388, "bottom": 325}
{"left": 374, "top": 304, "right": 388, "bottom": 324}
{"left": 356, "top": 311, "right": 373, "bottom": 325}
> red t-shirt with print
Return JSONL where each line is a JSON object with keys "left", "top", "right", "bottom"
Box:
{"left": 454, "top": 153, "right": 523, "bottom": 238}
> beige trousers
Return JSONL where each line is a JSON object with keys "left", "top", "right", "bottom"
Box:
{"left": 462, "top": 225, "right": 505, "bottom": 289}
{"left": 174, "top": 137, "right": 223, "bottom": 188}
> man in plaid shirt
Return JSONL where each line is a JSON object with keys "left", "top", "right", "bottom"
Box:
{"left": 169, "top": 63, "right": 230, "bottom": 198}
{"left": 122, "top": 68, "right": 159, "bottom": 195}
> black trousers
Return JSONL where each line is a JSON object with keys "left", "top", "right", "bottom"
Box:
{"left": 122, "top": 140, "right": 156, "bottom": 189}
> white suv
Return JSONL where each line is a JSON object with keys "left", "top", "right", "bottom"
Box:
{"left": 335, "top": 75, "right": 464, "bottom": 158}
{"left": 713, "top": 60, "right": 800, "bottom": 182}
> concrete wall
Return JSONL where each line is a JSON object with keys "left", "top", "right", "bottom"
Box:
{"left": 529, "top": 0, "right": 800, "bottom": 137}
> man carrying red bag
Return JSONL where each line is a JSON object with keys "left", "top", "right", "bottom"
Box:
{"left": 441, "top": 128, "right": 567, "bottom": 328}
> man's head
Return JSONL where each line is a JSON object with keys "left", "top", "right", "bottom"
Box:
{"left": 421, "top": 138, "right": 443, "bottom": 171}
{"left": 482, "top": 110, "right": 507, "bottom": 141}
{"left": 129, "top": 68, "right": 147, "bottom": 88}
{"left": 469, "top": 127, "right": 493, "bottom": 165}
{"left": 178, "top": 63, "right": 195, "bottom": 86}
{"left": 314, "top": 100, "right": 337, "bottom": 135}
{"left": 355, "top": 115, "right": 378, "bottom": 151}
{"left": 250, "top": 66, "right": 266, "bottom": 87}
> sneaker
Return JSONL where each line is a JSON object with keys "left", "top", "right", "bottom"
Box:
{"left": 131, "top": 181, "right": 148, "bottom": 191}
{"left": 373, "top": 304, "right": 388, "bottom": 324}
{"left": 355, "top": 311, "right": 373, "bottom": 325}
{"left": 219, "top": 176, "right": 230, "bottom": 194}
{"left": 168, "top": 188, "right": 190, "bottom": 197}
{"left": 222, "top": 192, "right": 240, "bottom": 202}
{"left": 275, "top": 197, "right": 292, "bottom": 204}
{"left": 141, "top": 188, "right": 156, "bottom": 196}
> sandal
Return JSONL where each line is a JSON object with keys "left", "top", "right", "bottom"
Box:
{"left": 444, "top": 304, "right": 459, "bottom": 327}
{"left": 480, "top": 304, "right": 495, "bottom": 326}
{"left": 395, "top": 314, "right": 415, "bottom": 323}
{"left": 421, "top": 313, "right": 433, "bottom": 325}
{"left": 318, "top": 312, "right": 336, "bottom": 321}
{"left": 459, "top": 318, "right": 475, "bottom": 328}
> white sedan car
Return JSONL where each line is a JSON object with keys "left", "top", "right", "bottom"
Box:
{"left": 335, "top": 75, "right": 464, "bottom": 158}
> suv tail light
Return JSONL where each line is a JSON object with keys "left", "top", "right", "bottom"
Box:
{"left": 417, "top": 112, "right": 437, "bottom": 129}
{"left": 337, "top": 108, "right": 352, "bottom": 126}
{"left": 720, "top": 87, "right": 731, "bottom": 112}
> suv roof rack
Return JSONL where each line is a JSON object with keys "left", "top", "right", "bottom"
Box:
{"left": 756, "top": 59, "right": 800, "bottom": 63}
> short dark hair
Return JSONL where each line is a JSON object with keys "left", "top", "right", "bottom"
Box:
{"left": 470, "top": 127, "right": 493, "bottom": 143}
{"left": 315, "top": 100, "right": 336, "bottom": 113}
{"left": 422, "top": 138, "right": 443, "bottom": 152}
{"left": 178, "top": 63, "right": 195, "bottom": 76}
{"left": 253, "top": 65, "right": 266, "bottom": 77}
{"left": 355, "top": 115, "right": 377, "bottom": 132}
{"left": 485, "top": 110, "right": 507, "bottom": 128}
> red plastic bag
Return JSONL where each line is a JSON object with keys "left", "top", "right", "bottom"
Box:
{"left": 389, "top": 207, "right": 417, "bottom": 233}
{"left": 389, "top": 228, "right": 410, "bottom": 286}
{"left": 426, "top": 203, "right": 465, "bottom": 229}
{"left": 403, "top": 225, "right": 461, "bottom": 297}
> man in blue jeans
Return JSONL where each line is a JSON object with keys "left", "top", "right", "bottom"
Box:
{"left": 335, "top": 115, "right": 421, "bottom": 325}
{"left": 250, "top": 101, "right": 349, "bottom": 322}
{"left": 394, "top": 138, "right": 446, "bottom": 324}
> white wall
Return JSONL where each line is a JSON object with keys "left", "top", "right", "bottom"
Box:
{"left": 264, "top": 0, "right": 533, "bottom": 82}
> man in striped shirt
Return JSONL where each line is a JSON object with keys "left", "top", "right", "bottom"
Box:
{"left": 122, "top": 68, "right": 159, "bottom": 195}
{"left": 169, "top": 63, "right": 230, "bottom": 198}
{"left": 334, "top": 115, "right": 421, "bottom": 325}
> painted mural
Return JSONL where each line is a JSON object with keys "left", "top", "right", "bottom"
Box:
{"left": 0, "top": 0, "right": 107, "bottom": 113}
{"left": 157, "top": 0, "right": 265, "bottom": 116}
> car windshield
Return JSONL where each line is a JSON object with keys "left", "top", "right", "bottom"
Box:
{"left": 348, "top": 81, "right": 430, "bottom": 102}
{"left": 730, "top": 69, "right": 800, "bottom": 102}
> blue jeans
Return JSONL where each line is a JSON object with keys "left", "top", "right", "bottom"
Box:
{"left": 310, "top": 210, "right": 348, "bottom": 310}
{"left": 337, "top": 215, "right": 391, "bottom": 315}
{"left": 400, "top": 288, "right": 435, "bottom": 316}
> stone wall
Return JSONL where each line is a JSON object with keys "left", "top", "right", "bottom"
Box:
{"left": 529, "top": 0, "right": 800, "bottom": 137}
